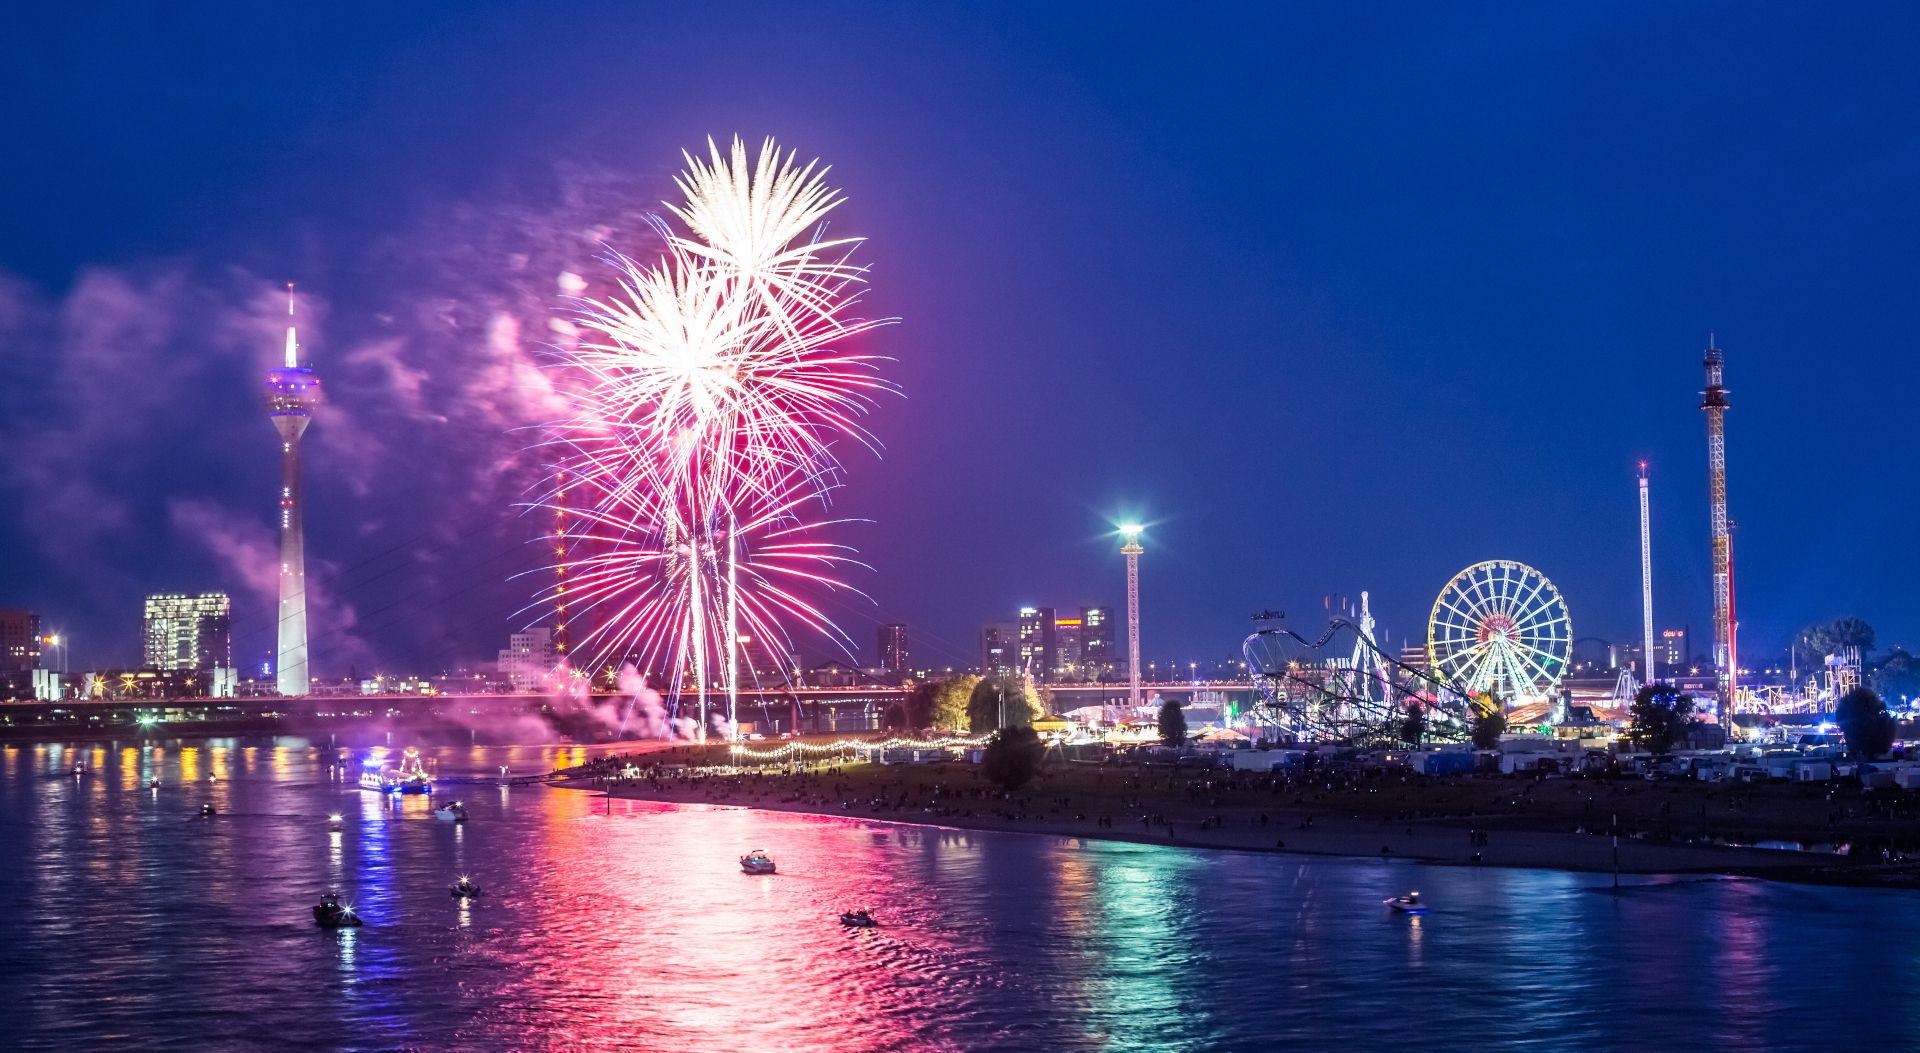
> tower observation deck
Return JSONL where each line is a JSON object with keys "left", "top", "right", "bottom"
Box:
{"left": 266, "top": 284, "right": 320, "bottom": 696}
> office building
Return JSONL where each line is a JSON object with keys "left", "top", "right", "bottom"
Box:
{"left": 0, "top": 610, "right": 42, "bottom": 673}
{"left": 143, "top": 593, "right": 233, "bottom": 672}
{"left": 498, "top": 627, "right": 556, "bottom": 692}
{"left": 1052, "top": 614, "right": 1084, "bottom": 680}
{"left": 878, "top": 623, "right": 909, "bottom": 676}
{"left": 981, "top": 622, "right": 1017, "bottom": 677}
{"left": 1081, "top": 606, "right": 1116, "bottom": 678}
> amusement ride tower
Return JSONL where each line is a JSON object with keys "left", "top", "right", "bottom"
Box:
{"left": 266, "top": 284, "right": 321, "bottom": 696}
{"left": 1701, "top": 338, "right": 1735, "bottom": 712}
{"left": 1638, "top": 462, "right": 1655, "bottom": 683}
{"left": 1120, "top": 524, "right": 1143, "bottom": 710}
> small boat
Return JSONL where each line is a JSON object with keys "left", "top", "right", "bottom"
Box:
{"left": 148, "top": 777, "right": 161, "bottom": 789}
{"left": 201, "top": 804, "right": 217, "bottom": 817}
{"left": 434, "top": 801, "right": 469, "bottom": 822}
{"left": 359, "top": 747, "right": 434, "bottom": 795}
{"left": 1384, "top": 892, "right": 1426, "bottom": 914}
{"left": 327, "top": 813, "right": 344, "bottom": 827}
{"left": 839, "top": 909, "right": 878, "bottom": 928}
{"left": 740, "top": 850, "right": 777, "bottom": 875}
{"left": 450, "top": 876, "right": 484, "bottom": 900}
{"left": 314, "top": 892, "right": 362, "bottom": 929}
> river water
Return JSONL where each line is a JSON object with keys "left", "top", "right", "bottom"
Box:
{"left": 0, "top": 737, "right": 1910, "bottom": 1051}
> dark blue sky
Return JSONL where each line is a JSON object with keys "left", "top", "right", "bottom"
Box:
{"left": 1, "top": 3, "right": 1916, "bottom": 675}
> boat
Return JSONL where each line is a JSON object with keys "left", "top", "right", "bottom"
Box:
{"left": 839, "top": 909, "right": 878, "bottom": 928}
{"left": 450, "top": 876, "right": 483, "bottom": 899}
{"left": 327, "top": 813, "right": 344, "bottom": 827}
{"left": 358, "top": 747, "right": 433, "bottom": 795}
{"left": 313, "top": 892, "right": 363, "bottom": 929}
{"left": 201, "top": 804, "right": 216, "bottom": 816}
{"left": 434, "top": 801, "right": 469, "bottom": 822}
{"left": 148, "top": 777, "right": 161, "bottom": 789}
{"left": 740, "top": 850, "right": 777, "bottom": 875}
{"left": 1384, "top": 892, "right": 1426, "bottom": 914}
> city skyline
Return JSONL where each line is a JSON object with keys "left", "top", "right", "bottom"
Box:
{"left": 2, "top": 5, "right": 1918, "bottom": 677}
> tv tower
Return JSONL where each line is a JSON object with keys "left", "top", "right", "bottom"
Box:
{"left": 1120, "top": 524, "right": 1144, "bottom": 710}
{"left": 266, "top": 284, "right": 321, "bottom": 696}
{"left": 1638, "top": 462, "right": 1655, "bottom": 683}
{"left": 1701, "top": 337, "right": 1735, "bottom": 712}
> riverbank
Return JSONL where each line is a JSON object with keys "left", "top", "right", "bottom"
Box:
{"left": 553, "top": 756, "right": 1920, "bottom": 889}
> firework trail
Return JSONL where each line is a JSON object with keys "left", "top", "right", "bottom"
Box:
{"left": 538, "top": 137, "right": 895, "bottom": 729}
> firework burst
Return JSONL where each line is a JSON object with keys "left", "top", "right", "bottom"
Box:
{"left": 538, "top": 137, "right": 895, "bottom": 721}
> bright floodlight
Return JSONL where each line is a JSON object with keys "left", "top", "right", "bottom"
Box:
{"left": 1119, "top": 523, "right": 1143, "bottom": 539}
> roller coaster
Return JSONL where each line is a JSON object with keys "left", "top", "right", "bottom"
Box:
{"left": 1240, "top": 593, "right": 1486, "bottom": 744}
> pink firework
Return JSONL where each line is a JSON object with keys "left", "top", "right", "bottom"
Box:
{"left": 540, "top": 137, "right": 894, "bottom": 707}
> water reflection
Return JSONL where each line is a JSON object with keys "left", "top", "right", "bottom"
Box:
{"left": 0, "top": 738, "right": 1915, "bottom": 1052}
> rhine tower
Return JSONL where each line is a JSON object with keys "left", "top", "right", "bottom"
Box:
{"left": 1701, "top": 338, "right": 1735, "bottom": 711}
{"left": 266, "top": 284, "right": 321, "bottom": 695}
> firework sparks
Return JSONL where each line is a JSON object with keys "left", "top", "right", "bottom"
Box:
{"left": 538, "top": 137, "right": 895, "bottom": 723}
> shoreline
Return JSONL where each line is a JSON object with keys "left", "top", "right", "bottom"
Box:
{"left": 553, "top": 774, "right": 1920, "bottom": 891}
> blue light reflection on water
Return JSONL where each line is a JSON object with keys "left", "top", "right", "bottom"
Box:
{"left": 0, "top": 737, "right": 1913, "bottom": 1051}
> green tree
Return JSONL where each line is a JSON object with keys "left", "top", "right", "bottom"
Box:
{"left": 1399, "top": 702, "right": 1426, "bottom": 747}
{"left": 928, "top": 675, "right": 979, "bottom": 731}
{"left": 1471, "top": 708, "right": 1507, "bottom": 749}
{"left": 1796, "top": 617, "right": 1877, "bottom": 665}
{"left": 1834, "top": 686, "right": 1895, "bottom": 760}
{"left": 1156, "top": 698, "right": 1188, "bottom": 747}
{"left": 1627, "top": 683, "right": 1697, "bottom": 753}
{"left": 967, "top": 675, "right": 1044, "bottom": 732}
{"left": 981, "top": 725, "right": 1045, "bottom": 789}
{"left": 1870, "top": 648, "right": 1920, "bottom": 706}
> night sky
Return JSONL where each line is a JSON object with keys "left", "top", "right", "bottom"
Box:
{"left": 2, "top": 3, "right": 1916, "bottom": 676}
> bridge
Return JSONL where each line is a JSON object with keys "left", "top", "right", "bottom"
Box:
{"left": 0, "top": 682, "right": 1259, "bottom": 741}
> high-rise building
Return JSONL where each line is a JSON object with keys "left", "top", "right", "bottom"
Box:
{"left": 1660, "top": 629, "right": 1688, "bottom": 669}
{"left": 498, "top": 628, "right": 555, "bottom": 692}
{"left": 1081, "top": 606, "right": 1116, "bottom": 678}
{"left": 143, "top": 593, "right": 233, "bottom": 671}
{"left": 1052, "top": 614, "right": 1084, "bottom": 680}
{"left": 0, "top": 610, "right": 42, "bottom": 673}
{"left": 878, "top": 624, "right": 908, "bottom": 676}
{"left": 981, "top": 622, "right": 1017, "bottom": 677}
{"left": 267, "top": 284, "right": 321, "bottom": 696}
{"left": 1017, "top": 606, "right": 1056, "bottom": 681}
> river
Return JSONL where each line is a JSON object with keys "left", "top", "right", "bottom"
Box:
{"left": 0, "top": 737, "right": 1910, "bottom": 1051}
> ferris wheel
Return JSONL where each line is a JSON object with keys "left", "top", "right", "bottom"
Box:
{"left": 1426, "top": 560, "right": 1571, "bottom": 704}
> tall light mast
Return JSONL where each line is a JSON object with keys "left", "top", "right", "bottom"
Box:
{"left": 1120, "top": 524, "right": 1144, "bottom": 711}
{"left": 266, "top": 283, "right": 321, "bottom": 696}
{"left": 1638, "top": 462, "right": 1655, "bottom": 684}
{"left": 1702, "top": 338, "right": 1736, "bottom": 713}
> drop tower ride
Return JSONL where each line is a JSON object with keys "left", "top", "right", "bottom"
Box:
{"left": 1701, "top": 338, "right": 1735, "bottom": 712}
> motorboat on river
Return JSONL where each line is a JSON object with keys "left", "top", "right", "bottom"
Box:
{"left": 359, "top": 747, "right": 433, "bottom": 795}
{"left": 839, "top": 909, "right": 878, "bottom": 928}
{"left": 433, "top": 801, "right": 469, "bottom": 822}
{"left": 740, "top": 850, "right": 776, "bottom": 875}
{"left": 450, "top": 876, "right": 484, "bottom": 899}
{"left": 1384, "top": 892, "right": 1426, "bottom": 914}
{"left": 314, "top": 892, "right": 363, "bottom": 928}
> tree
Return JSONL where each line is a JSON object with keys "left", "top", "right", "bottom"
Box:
{"left": 981, "top": 725, "right": 1045, "bottom": 789}
{"left": 1627, "top": 683, "right": 1697, "bottom": 753}
{"left": 896, "top": 682, "right": 933, "bottom": 729}
{"left": 928, "top": 675, "right": 978, "bottom": 731}
{"left": 1796, "top": 617, "right": 1877, "bottom": 665}
{"left": 967, "top": 675, "right": 1044, "bottom": 732}
{"left": 1834, "top": 686, "right": 1895, "bottom": 760}
{"left": 1156, "top": 698, "right": 1188, "bottom": 747}
{"left": 1399, "top": 703, "right": 1426, "bottom": 747}
{"left": 881, "top": 701, "right": 908, "bottom": 730}
{"left": 1871, "top": 648, "right": 1920, "bottom": 706}
{"left": 1471, "top": 708, "right": 1507, "bottom": 749}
